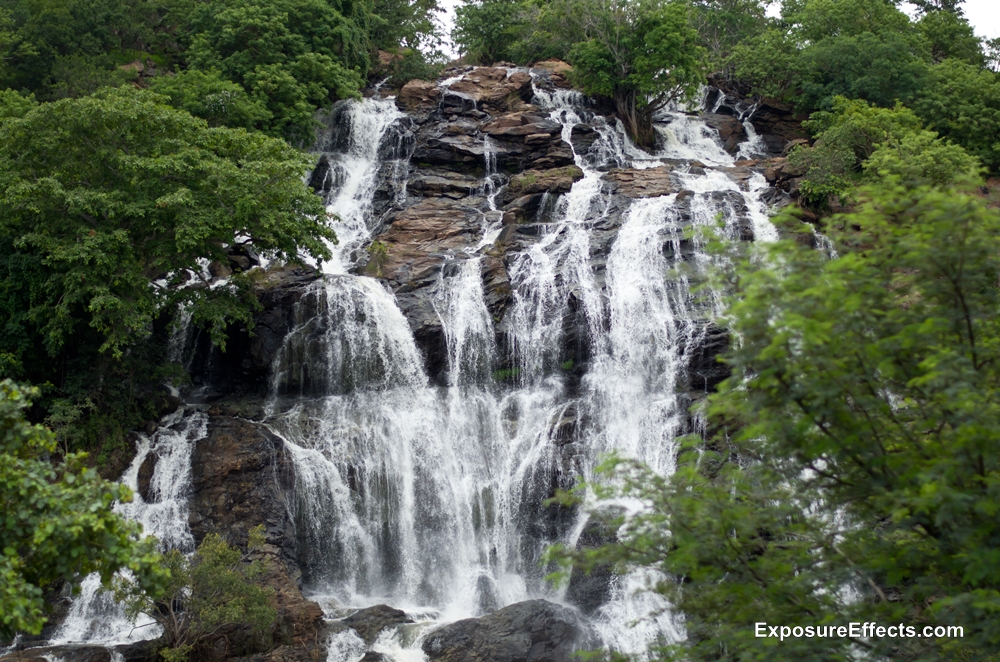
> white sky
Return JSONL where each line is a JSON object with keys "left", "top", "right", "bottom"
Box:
{"left": 436, "top": 0, "right": 1000, "bottom": 61}
{"left": 950, "top": 0, "right": 1000, "bottom": 39}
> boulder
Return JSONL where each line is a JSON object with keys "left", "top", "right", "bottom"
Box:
{"left": 448, "top": 67, "right": 533, "bottom": 111}
{"left": 136, "top": 451, "right": 157, "bottom": 502}
{"left": 397, "top": 80, "right": 441, "bottom": 110}
{"left": 371, "top": 199, "right": 482, "bottom": 286}
{"left": 701, "top": 113, "right": 745, "bottom": 153}
{"left": 748, "top": 99, "right": 808, "bottom": 155}
{"left": 342, "top": 605, "right": 414, "bottom": 645}
{"left": 506, "top": 167, "right": 584, "bottom": 198}
{"left": 607, "top": 166, "right": 675, "bottom": 198}
{"left": 422, "top": 599, "right": 588, "bottom": 662}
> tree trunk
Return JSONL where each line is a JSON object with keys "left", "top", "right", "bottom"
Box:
{"left": 614, "top": 90, "right": 656, "bottom": 148}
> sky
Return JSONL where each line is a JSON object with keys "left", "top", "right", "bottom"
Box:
{"left": 943, "top": 0, "right": 1000, "bottom": 39}
{"left": 436, "top": 0, "right": 1000, "bottom": 60}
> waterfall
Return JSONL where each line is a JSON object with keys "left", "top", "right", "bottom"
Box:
{"left": 53, "top": 411, "right": 206, "bottom": 644}
{"left": 265, "top": 80, "right": 779, "bottom": 661}
{"left": 48, "top": 74, "right": 781, "bottom": 662}
{"left": 315, "top": 97, "right": 408, "bottom": 274}
{"left": 269, "top": 277, "right": 426, "bottom": 396}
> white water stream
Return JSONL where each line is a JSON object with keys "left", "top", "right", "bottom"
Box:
{"left": 55, "top": 79, "right": 779, "bottom": 661}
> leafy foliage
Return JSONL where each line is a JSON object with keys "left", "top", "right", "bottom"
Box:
{"left": 116, "top": 526, "right": 276, "bottom": 661}
{"left": 168, "top": 0, "right": 370, "bottom": 144}
{"left": 0, "top": 380, "right": 166, "bottom": 641}
{"left": 0, "top": 0, "right": 161, "bottom": 97}
{"left": 909, "top": 59, "right": 1000, "bottom": 174}
{"left": 553, "top": 183, "right": 1000, "bottom": 660}
{"left": 567, "top": 0, "right": 705, "bottom": 146}
{"left": 453, "top": 0, "right": 527, "bottom": 65}
{"left": 0, "top": 86, "right": 334, "bottom": 456}
{"left": 149, "top": 69, "right": 271, "bottom": 130}
{"left": 454, "top": 0, "right": 706, "bottom": 146}
{"left": 789, "top": 97, "right": 982, "bottom": 206}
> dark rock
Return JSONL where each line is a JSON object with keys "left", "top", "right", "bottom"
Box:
{"left": 501, "top": 194, "right": 545, "bottom": 224}
{"left": 687, "top": 323, "right": 730, "bottom": 392}
{"left": 116, "top": 639, "right": 159, "bottom": 662}
{"left": 188, "top": 414, "right": 326, "bottom": 654}
{"left": 189, "top": 415, "right": 297, "bottom": 564}
{"left": 702, "top": 113, "right": 745, "bottom": 153}
{"left": 209, "top": 260, "right": 232, "bottom": 278}
{"left": 749, "top": 99, "right": 809, "bottom": 155}
{"left": 360, "top": 653, "right": 389, "bottom": 662}
{"left": 506, "top": 167, "right": 583, "bottom": 198}
{"left": 408, "top": 171, "right": 481, "bottom": 197}
{"left": 448, "top": 67, "right": 534, "bottom": 112}
{"left": 342, "top": 605, "right": 414, "bottom": 645}
{"left": 137, "top": 451, "right": 157, "bottom": 503}
{"left": 371, "top": 198, "right": 482, "bottom": 286}
{"left": 422, "top": 599, "right": 588, "bottom": 662}
{"left": 530, "top": 60, "right": 573, "bottom": 89}
{"left": 190, "top": 264, "right": 321, "bottom": 397}
{"left": 308, "top": 154, "right": 333, "bottom": 195}
{"left": 565, "top": 509, "right": 622, "bottom": 615}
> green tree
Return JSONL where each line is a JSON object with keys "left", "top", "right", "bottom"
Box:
{"left": 910, "top": 58, "right": 1000, "bottom": 174}
{"left": 170, "top": 0, "right": 370, "bottom": 144}
{"left": 553, "top": 182, "right": 1000, "bottom": 660}
{"left": 916, "top": 9, "right": 984, "bottom": 66}
{"left": 453, "top": 0, "right": 527, "bottom": 65}
{"left": 0, "top": 86, "right": 334, "bottom": 454}
{"left": 148, "top": 69, "right": 272, "bottom": 130}
{"left": 731, "top": 0, "right": 930, "bottom": 112}
{"left": 690, "top": 0, "right": 772, "bottom": 65}
{"left": 0, "top": 380, "right": 166, "bottom": 641}
{"left": 567, "top": 0, "right": 705, "bottom": 146}
{"left": 116, "top": 527, "right": 277, "bottom": 662}
{"left": 788, "top": 97, "right": 981, "bottom": 205}
{"left": 370, "top": 0, "right": 442, "bottom": 52}
{"left": 0, "top": 0, "right": 161, "bottom": 98}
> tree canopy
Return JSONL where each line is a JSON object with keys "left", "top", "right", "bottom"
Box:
{"left": 0, "top": 85, "right": 334, "bottom": 456}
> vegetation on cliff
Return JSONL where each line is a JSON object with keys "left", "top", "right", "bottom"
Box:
{"left": 115, "top": 526, "right": 276, "bottom": 662}
{"left": 0, "top": 380, "right": 166, "bottom": 640}
{"left": 554, "top": 178, "right": 1000, "bottom": 660}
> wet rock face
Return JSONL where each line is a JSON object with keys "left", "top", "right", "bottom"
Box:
{"left": 607, "top": 166, "right": 675, "bottom": 198}
{"left": 188, "top": 413, "right": 326, "bottom": 658}
{"left": 422, "top": 600, "right": 588, "bottom": 662}
{"left": 189, "top": 414, "right": 297, "bottom": 563}
{"left": 342, "top": 605, "right": 414, "bottom": 645}
{"left": 185, "top": 265, "right": 322, "bottom": 399}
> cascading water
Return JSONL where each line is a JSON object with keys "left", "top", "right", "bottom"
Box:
{"left": 264, "top": 75, "right": 780, "bottom": 662}
{"left": 44, "top": 71, "right": 783, "bottom": 662}
{"left": 315, "top": 97, "right": 409, "bottom": 274}
{"left": 53, "top": 411, "right": 206, "bottom": 644}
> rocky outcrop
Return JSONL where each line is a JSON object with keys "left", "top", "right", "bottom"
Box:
{"left": 748, "top": 99, "right": 809, "bottom": 154}
{"left": 421, "top": 600, "right": 589, "bottom": 662}
{"left": 188, "top": 413, "right": 325, "bottom": 655}
{"left": 702, "top": 113, "right": 745, "bottom": 153}
{"left": 341, "top": 605, "right": 414, "bottom": 645}
{"left": 607, "top": 166, "right": 675, "bottom": 198}
{"left": 447, "top": 67, "right": 534, "bottom": 112}
{"left": 397, "top": 80, "right": 442, "bottom": 111}
{"left": 531, "top": 60, "right": 573, "bottom": 89}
